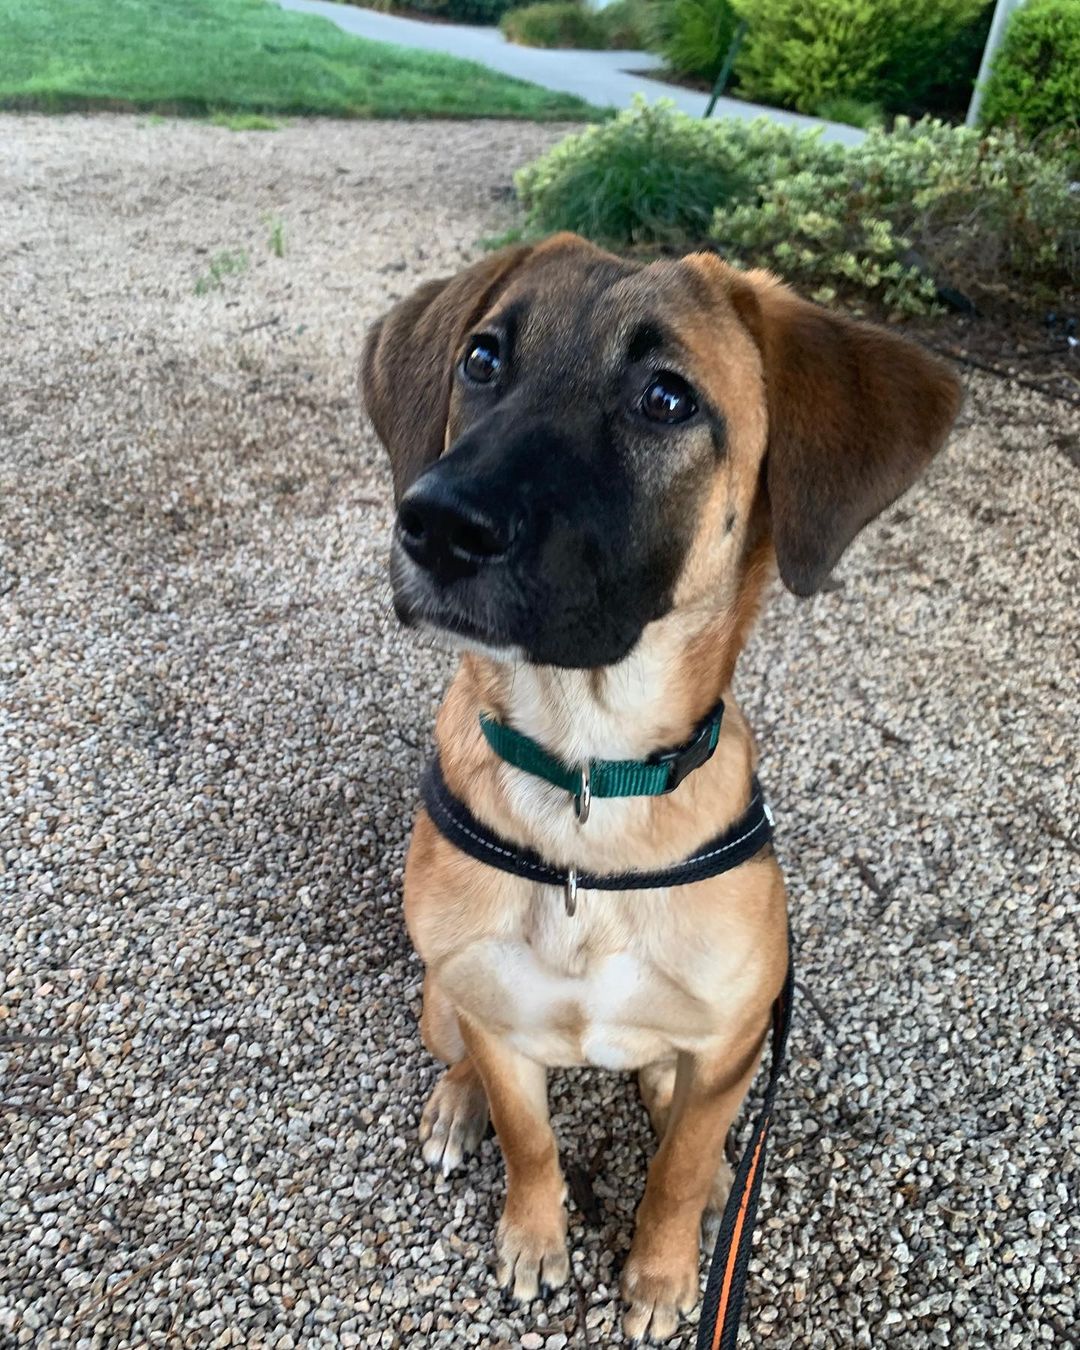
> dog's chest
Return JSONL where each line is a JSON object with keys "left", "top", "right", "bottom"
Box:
{"left": 441, "top": 889, "right": 720, "bottom": 1070}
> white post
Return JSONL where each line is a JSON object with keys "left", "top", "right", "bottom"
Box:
{"left": 966, "top": 0, "right": 1024, "bottom": 127}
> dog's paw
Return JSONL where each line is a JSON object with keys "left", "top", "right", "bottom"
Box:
{"left": 418, "top": 1064, "right": 489, "bottom": 1177}
{"left": 496, "top": 1209, "right": 569, "bottom": 1302}
{"left": 621, "top": 1243, "right": 699, "bottom": 1344}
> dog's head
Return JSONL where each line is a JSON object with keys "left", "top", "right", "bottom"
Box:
{"left": 363, "top": 233, "right": 960, "bottom": 668}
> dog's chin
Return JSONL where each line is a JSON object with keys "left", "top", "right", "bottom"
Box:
{"left": 392, "top": 592, "right": 521, "bottom": 664}
{"left": 417, "top": 621, "right": 522, "bottom": 664}
{"left": 401, "top": 604, "right": 644, "bottom": 669}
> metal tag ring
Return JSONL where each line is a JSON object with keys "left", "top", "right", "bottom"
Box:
{"left": 574, "top": 763, "right": 591, "bottom": 825}
{"left": 564, "top": 867, "right": 578, "bottom": 917}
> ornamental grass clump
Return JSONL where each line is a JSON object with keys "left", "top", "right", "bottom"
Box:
{"left": 514, "top": 101, "right": 837, "bottom": 247}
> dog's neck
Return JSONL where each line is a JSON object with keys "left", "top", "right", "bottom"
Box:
{"left": 463, "top": 609, "right": 731, "bottom": 765}
{"left": 433, "top": 608, "right": 762, "bottom": 873}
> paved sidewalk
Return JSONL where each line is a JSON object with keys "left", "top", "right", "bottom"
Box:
{"left": 276, "top": 0, "right": 865, "bottom": 145}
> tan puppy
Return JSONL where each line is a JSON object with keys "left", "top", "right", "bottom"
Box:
{"left": 363, "top": 233, "right": 960, "bottom": 1342}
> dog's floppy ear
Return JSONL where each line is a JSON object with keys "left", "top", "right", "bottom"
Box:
{"left": 733, "top": 272, "right": 962, "bottom": 596}
{"left": 362, "top": 245, "right": 534, "bottom": 502}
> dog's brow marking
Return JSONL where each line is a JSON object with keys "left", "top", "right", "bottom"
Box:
{"left": 497, "top": 297, "right": 529, "bottom": 352}
{"left": 627, "top": 321, "right": 667, "bottom": 364}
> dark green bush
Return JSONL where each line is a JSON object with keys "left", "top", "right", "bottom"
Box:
{"left": 730, "top": 0, "right": 991, "bottom": 114}
{"left": 515, "top": 101, "right": 1080, "bottom": 314}
{"left": 399, "top": 0, "right": 526, "bottom": 21}
{"left": 981, "top": 0, "right": 1080, "bottom": 138}
{"left": 646, "top": 0, "right": 739, "bottom": 82}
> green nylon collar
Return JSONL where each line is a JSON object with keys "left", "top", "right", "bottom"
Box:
{"left": 478, "top": 698, "right": 724, "bottom": 801}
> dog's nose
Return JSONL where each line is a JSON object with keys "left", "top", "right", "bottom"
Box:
{"left": 397, "top": 477, "right": 515, "bottom": 582}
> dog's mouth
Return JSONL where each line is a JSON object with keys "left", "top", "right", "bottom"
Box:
{"left": 389, "top": 537, "right": 647, "bottom": 669}
{"left": 390, "top": 542, "right": 520, "bottom": 655}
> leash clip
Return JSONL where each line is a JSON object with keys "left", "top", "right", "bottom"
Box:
{"left": 574, "top": 763, "right": 591, "bottom": 824}
{"left": 564, "top": 866, "right": 578, "bottom": 917}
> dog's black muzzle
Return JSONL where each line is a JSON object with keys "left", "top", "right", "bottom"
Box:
{"left": 390, "top": 414, "right": 677, "bottom": 668}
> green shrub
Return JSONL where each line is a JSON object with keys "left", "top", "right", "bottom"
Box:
{"left": 810, "top": 95, "right": 885, "bottom": 130}
{"left": 501, "top": 1, "right": 602, "bottom": 46}
{"left": 515, "top": 99, "right": 823, "bottom": 245}
{"left": 596, "top": 0, "right": 649, "bottom": 47}
{"left": 515, "top": 101, "right": 1080, "bottom": 315}
{"left": 722, "top": 116, "right": 1080, "bottom": 311}
{"left": 646, "top": 0, "right": 739, "bottom": 81}
{"left": 501, "top": 0, "right": 648, "bottom": 47}
{"left": 731, "top": 0, "right": 991, "bottom": 114}
{"left": 981, "top": 0, "right": 1080, "bottom": 138}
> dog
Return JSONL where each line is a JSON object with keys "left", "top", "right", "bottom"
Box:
{"left": 362, "top": 233, "right": 961, "bottom": 1342}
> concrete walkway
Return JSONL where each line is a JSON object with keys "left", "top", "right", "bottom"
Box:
{"left": 276, "top": 0, "right": 865, "bottom": 145}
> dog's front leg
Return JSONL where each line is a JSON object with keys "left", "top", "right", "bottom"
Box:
{"left": 623, "top": 1030, "right": 767, "bottom": 1342}
{"left": 458, "top": 1014, "right": 569, "bottom": 1301}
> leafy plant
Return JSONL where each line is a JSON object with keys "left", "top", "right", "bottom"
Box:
{"left": 645, "top": 0, "right": 739, "bottom": 82}
{"left": 264, "top": 216, "right": 286, "bottom": 258}
{"left": 194, "top": 248, "right": 249, "bottom": 295}
{"left": 515, "top": 101, "right": 1080, "bottom": 315}
{"left": 730, "top": 0, "right": 991, "bottom": 114}
{"left": 981, "top": 0, "right": 1080, "bottom": 139}
{"left": 715, "top": 116, "right": 1080, "bottom": 312}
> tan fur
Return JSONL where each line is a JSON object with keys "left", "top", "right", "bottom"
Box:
{"left": 364, "top": 234, "right": 961, "bottom": 1342}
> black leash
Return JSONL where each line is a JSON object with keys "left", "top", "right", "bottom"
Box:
{"left": 420, "top": 755, "right": 793, "bottom": 1346}
{"left": 697, "top": 933, "right": 793, "bottom": 1350}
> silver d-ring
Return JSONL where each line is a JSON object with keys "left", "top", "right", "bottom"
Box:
{"left": 574, "top": 763, "right": 591, "bottom": 825}
{"left": 564, "top": 866, "right": 578, "bottom": 917}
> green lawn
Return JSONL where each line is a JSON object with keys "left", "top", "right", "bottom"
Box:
{"left": 0, "top": 0, "right": 604, "bottom": 120}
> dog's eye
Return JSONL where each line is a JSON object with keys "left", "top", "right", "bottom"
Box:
{"left": 640, "top": 372, "right": 697, "bottom": 425}
{"left": 462, "top": 336, "right": 501, "bottom": 385}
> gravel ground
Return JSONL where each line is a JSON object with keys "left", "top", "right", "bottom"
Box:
{"left": 1, "top": 114, "right": 1077, "bottom": 1350}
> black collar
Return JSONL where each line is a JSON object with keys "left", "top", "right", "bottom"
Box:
{"left": 421, "top": 756, "right": 774, "bottom": 915}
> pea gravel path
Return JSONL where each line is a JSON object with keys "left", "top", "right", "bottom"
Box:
{"left": 1, "top": 114, "right": 1077, "bottom": 1350}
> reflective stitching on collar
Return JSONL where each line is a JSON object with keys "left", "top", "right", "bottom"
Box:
{"left": 684, "top": 792, "right": 765, "bottom": 863}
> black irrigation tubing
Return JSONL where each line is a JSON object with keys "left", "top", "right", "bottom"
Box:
{"left": 919, "top": 340, "right": 1080, "bottom": 408}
